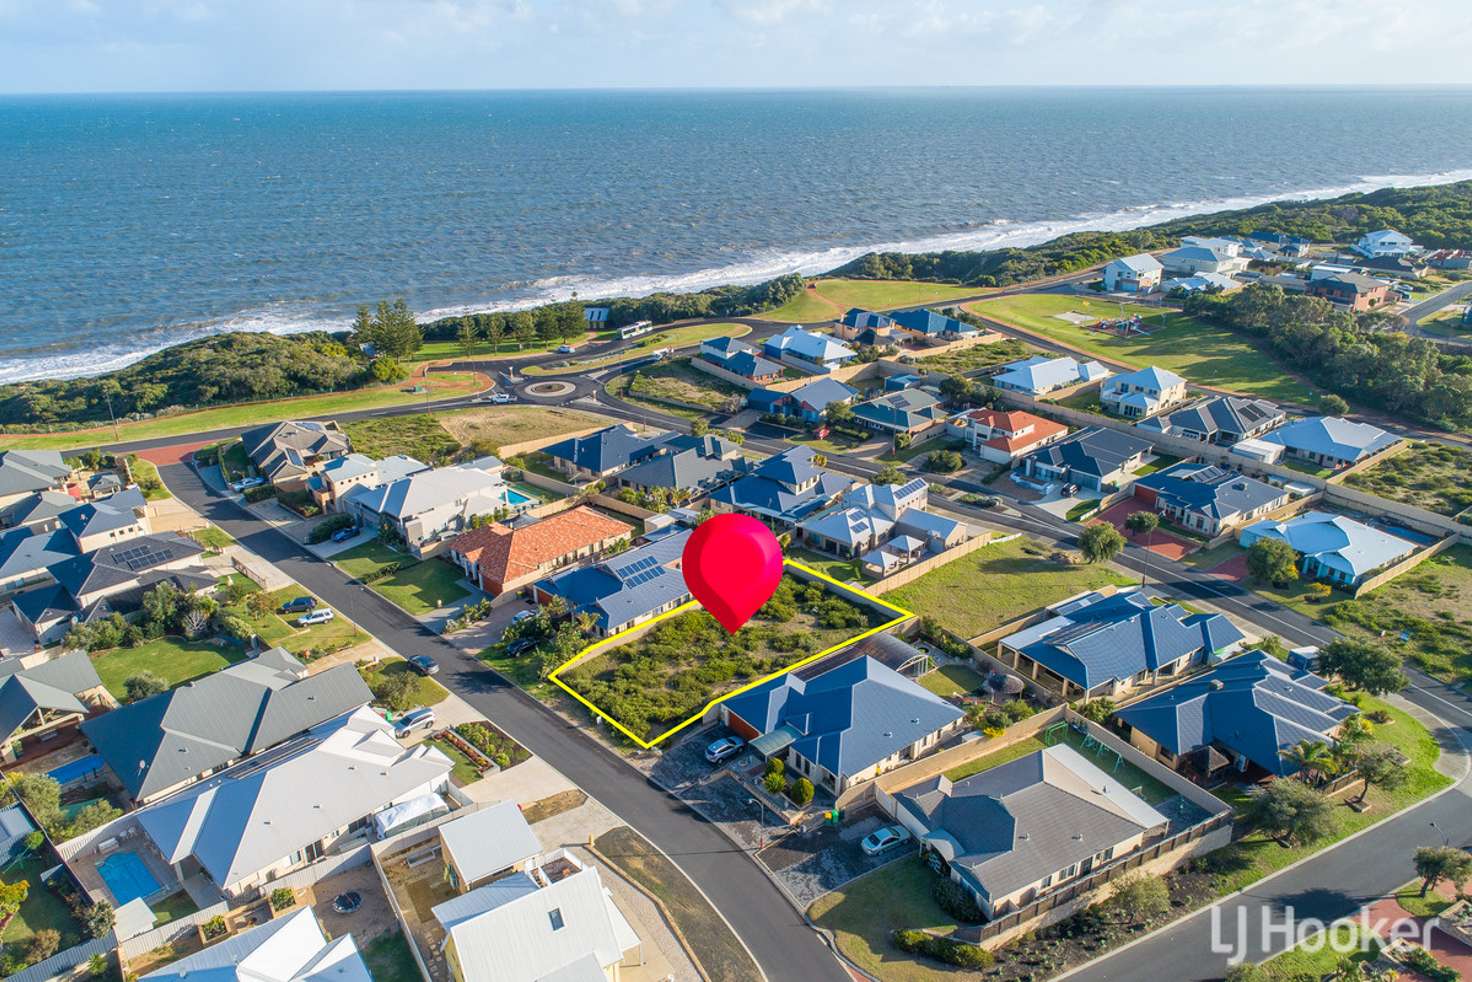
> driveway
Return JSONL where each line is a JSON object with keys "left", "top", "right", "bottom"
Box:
{"left": 1092, "top": 498, "right": 1199, "bottom": 561}
{"left": 757, "top": 805, "right": 898, "bottom": 908}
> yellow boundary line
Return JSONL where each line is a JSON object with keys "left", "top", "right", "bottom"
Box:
{"left": 547, "top": 558, "right": 914, "bottom": 749}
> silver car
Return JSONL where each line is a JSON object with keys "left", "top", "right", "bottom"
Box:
{"left": 861, "top": 824, "right": 912, "bottom": 856}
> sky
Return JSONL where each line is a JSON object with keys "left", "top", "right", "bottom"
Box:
{"left": 3, "top": 0, "right": 1472, "bottom": 93}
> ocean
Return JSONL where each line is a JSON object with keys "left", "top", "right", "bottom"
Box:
{"left": 3, "top": 86, "right": 1472, "bottom": 384}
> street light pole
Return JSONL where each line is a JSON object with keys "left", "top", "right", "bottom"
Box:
{"left": 747, "top": 797, "right": 766, "bottom": 851}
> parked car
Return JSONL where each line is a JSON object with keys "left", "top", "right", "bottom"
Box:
{"left": 704, "top": 736, "right": 745, "bottom": 764}
{"left": 393, "top": 708, "right": 435, "bottom": 738}
{"left": 330, "top": 526, "right": 357, "bottom": 543}
{"left": 230, "top": 476, "right": 266, "bottom": 492}
{"left": 408, "top": 655, "right": 439, "bottom": 676}
{"left": 503, "top": 637, "right": 539, "bottom": 657}
{"left": 298, "top": 608, "right": 336, "bottom": 626}
{"left": 511, "top": 610, "right": 536, "bottom": 624}
{"left": 860, "top": 824, "right": 912, "bottom": 857}
{"left": 279, "top": 596, "right": 316, "bottom": 614}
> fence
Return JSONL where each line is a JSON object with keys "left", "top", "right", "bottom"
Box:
{"left": 496, "top": 424, "right": 610, "bottom": 460}
{"left": 1350, "top": 531, "right": 1460, "bottom": 598}
{"left": 257, "top": 841, "right": 372, "bottom": 895}
{"left": 863, "top": 531, "right": 997, "bottom": 595}
{"left": 118, "top": 900, "right": 231, "bottom": 961}
{"left": 512, "top": 469, "right": 582, "bottom": 498}
{"left": 4, "top": 935, "right": 115, "bottom": 982}
{"left": 229, "top": 552, "right": 269, "bottom": 588}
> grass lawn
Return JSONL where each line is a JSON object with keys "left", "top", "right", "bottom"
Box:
{"left": 429, "top": 737, "right": 482, "bottom": 786}
{"left": 886, "top": 535, "right": 1136, "bottom": 639}
{"left": 969, "top": 294, "right": 1318, "bottom": 403}
{"left": 593, "top": 826, "right": 762, "bottom": 982}
{"left": 91, "top": 636, "right": 247, "bottom": 699}
{"left": 1261, "top": 923, "right": 1378, "bottom": 980}
{"left": 525, "top": 323, "right": 749, "bottom": 375}
{"left": 188, "top": 525, "right": 235, "bottom": 551}
{"left": 1280, "top": 456, "right": 1335, "bottom": 478}
{"left": 0, "top": 373, "right": 487, "bottom": 452}
{"left": 223, "top": 582, "right": 370, "bottom": 658}
{"left": 877, "top": 435, "right": 962, "bottom": 465}
{"left": 809, "top": 856, "right": 962, "bottom": 982}
{"left": 912, "top": 337, "right": 1039, "bottom": 377}
{"left": 1418, "top": 304, "right": 1470, "bottom": 339}
{"left": 128, "top": 456, "right": 172, "bottom": 500}
{"left": 435, "top": 405, "right": 604, "bottom": 454}
{"left": 333, "top": 540, "right": 409, "bottom": 579}
{"left": 788, "top": 547, "right": 866, "bottom": 584}
{"left": 215, "top": 439, "right": 251, "bottom": 481}
{"left": 150, "top": 891, "right": 200, "bottom": 926}
{"left": 624, "top": 358, "right": 747, "bottom": 413}
{"left": 361, "top": 658, "right": 450, "bottom": 709}
{"left": 760, "top": 278, "right": 986, "bottom": 323}
{"left": 916, "top": 664, "right": 987, "bottom": 699}
{"left": 1342, "top": 442, "right": 1472, "bottom": 518}
{"left": 371, "top": 558, "right": 471, "bottom": 615}
{"left": 361, "top": 931, "right": 423, "bottom": 982}
{"left": 0, "top": 854, "right": 86, "bottom": 949}
{"left": 1130, "top": 453, "right": 1181, "bottom": 478}
{"left": 1051, "top": 385, "right": 1104, "bottom": 413}
{"left": 343, "top": 415, "right": 460, "bottom": 463}
{"left": 1395, "top": 880, "right": 1455, "bottom": 918}
{"left": 407, "top": 331, "right": 602, "bottom": 363}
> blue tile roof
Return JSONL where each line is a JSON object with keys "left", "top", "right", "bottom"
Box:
{"left": 535, "top": 527, "right": 692, "bottom": 632}
{"left": 1133, "top": 462, "right": 1286, "bottom": 523}
{"left": 841, "top": 308, "right": 894, "bottom": 329}
{"left": 889, "top": 309, "right": 976, "bottom": 338}
{"left": 1115, "top": 650, "right": 1358, "bottom": 775}
{"left": 541, "top": 426, "right": 670, "bottom": 474}
{"left": 723, "top": 654, "right": 963, "bottom": 780}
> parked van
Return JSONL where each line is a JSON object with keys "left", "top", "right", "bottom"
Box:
{"left": 394, "top": 707, "right": 435, "bottom": 738}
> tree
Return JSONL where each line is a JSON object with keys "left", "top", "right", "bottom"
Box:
{"left": 9, "top": 773, "right": 62, "bottom": 832}
{"left": 1414, "top": 845, "right": 1472, "bottom": 898}
{"left": 0, "top": 877, "right": 28, "bottom": 921}
{"left": 456, "top": 315, "right": 479, "bottom": 358}
{"left": 485, "top": 313, "right": 506, "bottom": 353}
{"left": 1319, "top": 393, "right": 1350, "bottom": 416}
{"left": 246, "top": 589, "right": 273, "bottom": 618}
{"left": 83, "top": 900, "right": 116, "bottom": 939}
{"left": 925, "top": 449, "right": 963, "bottom": 473}
{"left": 123, "top": 672, "right": 166, "bottom": 702}
{"left": 1078, "top": 523, "right": 1125, "bottom": 563}
{"left": 1107, "top": 874, "right": 1170, "bottom": 923}
{"left": 88, "top": 954, "right": 109, "bottom": 978}
{"left": 369, "top": 355, "right": 406, "bottom": 383}
{"left": 1247, "top": 779, "right": 1334, "bottom": 846}
{"left": 511, "top": 311, "right": 536, "bottom": 350}
{"left": 1346, "top": 741, "right": 1406, "bottom": 805}
{"left": 1246, "top": 537, "right": 1300, "bottom": 587}
{"left": 1077, "top": 698, "right": 1116, "bottom": 723}
{"left": 873, "top": 464, "right": 905, "bottom": 485}
{"left": 1318, "top": 638, "right": 1408, "bottom": 695}
{"left": 1125, "top": 510, "right": 1160, "bottom": 537}
{"left": 370, "top": 670, "right": 418, "bottom": 712}
{"left": 825, "top": 401, "right": 854, "bottom": 426}
{"left": 791, "top": 777, "right": 814, "bottom": 805}
{"left": 27, "top": 928, "right": 60, "bottom": 964}
{"left": 1279, "top": 740, "right": 1334, "bottom": 786}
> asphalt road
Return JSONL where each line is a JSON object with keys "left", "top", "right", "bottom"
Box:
{"left": 159, "top": 460, "right": 845, "bottom": 982}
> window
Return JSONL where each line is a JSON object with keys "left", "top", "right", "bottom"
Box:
{"left": 1061, "top": 864, "right": 1077, "bottom": 879}
{"left": 548, "top": 908, "right": 565, "bottom": 931}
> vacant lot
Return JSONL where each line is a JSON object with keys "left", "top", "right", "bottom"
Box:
{"left": 885, "top": 535, "right": 1135, "bottom": 639}
{"left": 525, "top": 323, "right": 749, "bottom": 375}
{"left": 436, "top": 405, "right": 604, "bottom": 454}
{"left": 1419, "top": 304, "right": 1470, "bottom": 339}
{"left": 625, "top": 358, "right": 748, "bottom": 413}
{"left": 969, "top": 293, "right": 1317, "bottom": 403}
{"left": 1343, "top": 442, "right": 1472, "bottom": 518}
{"left": 344, "top": 415, "right": 460, "bottom": 463}
{"left": 560, "top": 575, "right": 888, "bottom": 742}
{"left": 760, "top": 278, "right": 985, "bottom": 323}
{"left": 912, "top": 337, "right": 1038, "bottom": 376}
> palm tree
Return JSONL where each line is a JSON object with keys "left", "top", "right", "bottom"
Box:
{"left": 1280, "top": 740, "right": 1334, "bottom": 786}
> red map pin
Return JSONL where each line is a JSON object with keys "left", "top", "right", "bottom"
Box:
{"left": 681, "top": 513, "right": 783, "bottom": 633}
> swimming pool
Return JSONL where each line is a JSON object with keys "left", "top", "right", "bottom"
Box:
{"left": 97, "top": 850, "right": 163, "bottom": 906}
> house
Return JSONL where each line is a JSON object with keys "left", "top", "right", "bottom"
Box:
{"left": 439, "top": 801, "right": 542, "bottom": 893}
{"left": 615, "top": 435, "right": 744, "bottom": 498}
{"left": 890, "top": 744, "right": 1168, "bottom": 919}
{"left": 1099, "top": 366, "right": 1188, "bottom": 419}
{"left": 884, "top": 374, "right": 924, "bottom": 392}
{"left": 140, "top": 908, "right": 371, "bottom": 982}
{"left": 1115, "top": 649, "right": 1359, "bottom": 780}
{"left": 81, "top": 649, "right": 373, "bottom": 805}
{"left": 798, "top": 479, "right": 969, "bottom": 574}
{"left": 718, "top": 651, "right": 965, "bottom": 794}
{"left": 135, "top": 705, "right": 451, "bottom": 898}
{"left": 1425, "top": 248, "right": 1472, "bottom": 271}
{"left": 1132, "top": 462, "right": 1289, "bottom": 536}
{"left": 0, "top": 651, "right": 114, "bottom": 764}
{"left": 1307, "top": 272, "right": 1392, "bottom": 311}
{"left": 888, "top": 309, "right": 979, "bottom": 345}
{"left": 1019, "top": 427, "right": 1153, "bottom": 493}
{"left": 992, "top": 355, "right": 1111, "bottom": 396}
{"left": 433, "top": 852, "right": 644, "bottom": 982}
{"left": 1160, "top": 245, "right": 1248, "bottom": 276}
{"left": 0, "top": 451, "right": 72, "bottom": 511}
{"left": 1354, "top": 229, "right": 1416, "bottom": 259}
{"left": 998, "top": 589, "right": 1244, "bottom": 699}
{"left": 55, "top": 487, "right": 151, "bottom": 552}
{"left": 1248, "top": 230, "right": 1312, "bottom": 256}
{"left": 0, "top": 489, "right": 153, "bottom": 597}
{"left": 762, "top": 326, "right": 857, "bottom": 373}
{"left": 697, "top": 337, "right": 784, "bottom": 384}
{"left": 1164, "top": 272, "right": 1243, "bottom": 294}
{"left": 1101, "top": 254, "right": 1163, "bottom": 293}
{"left": 834, "top": 308, "right": 894, "bottom": 341}
{"left": 748, "top": 378, "right": 857, "bottom": 424}
{"left": 1261, "top": 416, "right": 1398, "bottom": 469}
{"left": 1238, "top": 511, "right": 1417, "bottom": 590}
{"left": 238, "top": 420, "right": 352, "bottom": 490}
{"left": 1230, "top": 437, "right": 1286, "bottom": 465}
{"left": 0, "top": 527, "right": 80, "bottom": 596}
{"left": 1136, "top": 396, "right": 1285, "bottom": 446}
{"left": 341, "top": 458, "right": 526, "bottom": 554}
{"left": 1360, "top": 255, "right": 1428, "bottom": 279}
{"left": 849, "top": 389, "right": 947, "bottom": 436}
{"left": 946, "top": 408, "right": 1068, "bottom": 465}
{"left": 311, "top": 453, "right": 429, "bottom": 511}
{"left": 13, "top": 532, "right": 211, "bottom": 646}
{"left": 540, "top": 425, "right": 670, "bottom": 481}
{"left": 709, "top": 446, "right": 856, "bottom": 527}
{"left": 1, "top": 489, "right": 79, "bottom": 532}
{"left": 532, "top": 525, "right": 692, "bottom": 636}
{"left": 447, "top": 505, "right": 632, "bottom": 597}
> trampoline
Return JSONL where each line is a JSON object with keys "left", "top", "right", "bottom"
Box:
{"left": 97, "top": 850, "right": 163, "bottom": 906}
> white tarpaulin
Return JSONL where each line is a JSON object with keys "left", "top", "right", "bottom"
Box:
{"left": 372, "top": 793, "right": 448, "bottom": 840}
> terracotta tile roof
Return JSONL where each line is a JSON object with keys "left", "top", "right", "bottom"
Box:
{"left": 450, "top": 506, "right": 631, "bottom": 586}
{"left": 964, "top": 409, "right": 1068, "bottom": 451}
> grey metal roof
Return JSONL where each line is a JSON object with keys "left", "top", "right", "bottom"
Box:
{"left": 0, "top": 489, "right": 78, "bottom": 528}
{"left": 1022, "top": 427, "right": 1153, "bottom": 479}
{"left": 617, "top": 447, "right": 736, "bottom": 492}
{"left": 439, "top": 801, "right": 541, "bottom": 885}
{"left": 1261, "top": 416, "right": 1398, "bottom": 462}
{"left": 0, "top": 450, "right": 70, "bottom": 496}
{"left": 1133, "top": 462, "right": 1286, "bottom": 522}
{"left": 541, "top": 425, "right": 670, "bottom": 475}
{"left": 82, "top": 655, "right": 373, "bottom": 799}
{"left": 240, "top": 421, "right": 352, "bottom": 482}
{"left": 895, "top": 744, "right": 1168, "bottom": 903}
{"left": 0, "top": 526, "right": 80, "bottom": 580}
{"left": 1137, "top": 396, "right": 1283, "bottom": 443}
{"left": 56, "top": 487, "right": 147, "bottom": 540}
{"left": 140, "top": 907, "right": 371, "bottom": 982}
{"left": 50, "top": 531, "right": 205, "bottom": 600}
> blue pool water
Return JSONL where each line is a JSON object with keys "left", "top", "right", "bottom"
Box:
{"left": 47, "top": 753, "right": 104, "bottom": 787}
{"left": 96, "top": 850, "right": 163, "bottom": 906}
{"left": 506, "top": 488, "right": 535, "bottom": 507}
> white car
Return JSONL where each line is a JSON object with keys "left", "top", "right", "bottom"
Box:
{"left": 393, "top": 707, "right": 436, "bottom": 738}
{"left": 491, "top": 392, "right": 513, "bottom": 404}
{"left": 860, "top": 824, "right": 912, "bottom": 856}
{"left": 556, "top": 344, "right": 577, "bottom": 354}
{"left": 230, "top": 476, "right": 266, "bottom": 492}
{"left": 298, "top": 608, "right": 335, "bottom": 626}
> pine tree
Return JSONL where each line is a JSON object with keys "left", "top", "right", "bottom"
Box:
{"left": 457, "top": 315, "right": 479, "bottom": 357}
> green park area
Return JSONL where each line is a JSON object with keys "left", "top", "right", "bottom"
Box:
{"left": 969, "top": 294, "right": 1317, "bottom": 403}
{"left": 886, "top": 535, "right": 1135, "bottom": 640}
{"left": 760, "top": 278, "right": 987, "bottom": 323}
{"left": 0, "top": 372, "right": 487, "bottom": 452}
{"left": 525, "top": 322, "right": 749, "bottom": 375}
{"left": 1342, "top": 442, "right": 1472, "bottom": 518}
{"left": 1418, "top": 304, "right": 1470, "bottom": 339}
{"left": 334, "top": 541, "right": 470, "bottom": 615}
{"left": 407, "top": 330, "right": 603, "bottom": 363}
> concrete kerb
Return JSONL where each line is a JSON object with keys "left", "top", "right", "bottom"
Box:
{"left": 1051, "top": 694, "right": 1472, "bottom": 982}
